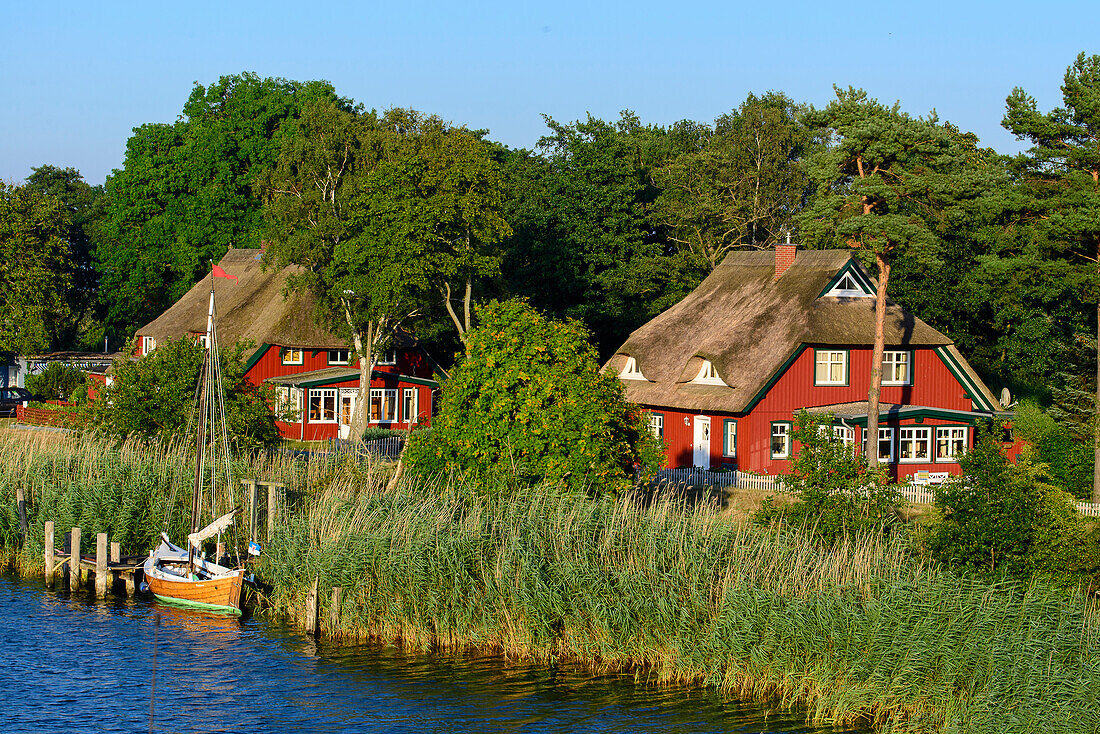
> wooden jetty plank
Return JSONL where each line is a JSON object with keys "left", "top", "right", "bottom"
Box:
{"left": 110, "top": 542, "right": 120, "bottom": 564}
{"left": 69, "top": 527, "right": 81, "bottom": 591}
{"left": 95, "top": 533, "right": 108, "bottom": 597}
{"left": 44, "top": 521, "right": 55, "bottom": 590}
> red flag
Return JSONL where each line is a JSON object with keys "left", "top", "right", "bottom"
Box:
{"left": 212, "top": 265, "right": 238, "bottom": 283}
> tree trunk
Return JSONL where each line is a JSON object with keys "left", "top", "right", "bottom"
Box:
{"left": 344, "top": 300, "right": 379, "bottom": 443}
{"left": 865, "top": 254, "right": 891, "bottom": 465}
{"left": 1094, "top": 296, "right": 1100, "bottom": 503}
{"left": 443, "top": 279, "right": 473, "bottom": 343}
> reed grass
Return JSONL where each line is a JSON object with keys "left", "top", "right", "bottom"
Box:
{"left": 1, "top": 428, "right": 1097, "bottom": 733}
{"left": 262, "top": 472, "right": 1100, "bottom": 734}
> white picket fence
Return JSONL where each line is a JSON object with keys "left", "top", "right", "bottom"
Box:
{"left": 654, "top": 467, "right": 1100, "bottom": 517}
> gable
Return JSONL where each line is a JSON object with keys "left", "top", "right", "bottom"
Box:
{"left": 818, "top": 259, "right": 876, "bottom": 298}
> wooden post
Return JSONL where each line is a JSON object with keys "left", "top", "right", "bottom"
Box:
{"left": 95, "top": 533, "right": 108, "bottom": 598}
{"left": 243, "top": 479, "right": 258, "bottom": 542}
{"left": 124, "top": 570, "right": 135, "bottom": 596}
{"left": 305, "top": 575, "right": 319, "bottom": 636}
{"left": 15, "top": 486, "right": 27, "bottom": 538}
{"left": 329, "top": 586, "right": 342, "bottom": 635}
{"left": 110, "top": 542, "right": 120, "bottom": 564}
{"left": 44, "top": 521, "right": 55, "bottom": 590}
{"left": 216, "top": 541, "right": 225, "bottom": 564}
{"left": 266, "top": 482, "right": 276, "bottom": 540}
{"left": 69, "top": 527, "right": 81, "bottom": 591}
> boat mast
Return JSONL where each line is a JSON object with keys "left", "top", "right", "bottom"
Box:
{"left": 188, "top": 286, "right": 215, "bottom": 572}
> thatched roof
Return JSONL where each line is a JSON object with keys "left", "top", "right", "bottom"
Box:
{"left": 136, "top": 249, "right": 347, "bottom": 350}
{"left": 607, "top": 249, "right": 992, "bottom": 414}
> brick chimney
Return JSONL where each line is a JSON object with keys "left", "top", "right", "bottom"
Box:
{"left": 775, "top": 243, "right": 796, "bottom": 279}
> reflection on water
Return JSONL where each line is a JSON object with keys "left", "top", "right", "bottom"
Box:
{"left": 0, "top": 572, "right": 867, "bottom": 733}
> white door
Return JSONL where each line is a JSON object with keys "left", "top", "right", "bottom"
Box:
{"left": 693, "top": 416, "right": 711, "bottom": 469}
{"left": 338, "top": 390, "right": 356, "bottom": 440}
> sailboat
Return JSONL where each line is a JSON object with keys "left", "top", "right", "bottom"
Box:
{"left": 143, "top": 278, "right": 248, "bottom": 615}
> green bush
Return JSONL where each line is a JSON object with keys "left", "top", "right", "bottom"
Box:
{"left": 1011, "top": 400, "right": 1092, "bottom": 499}
{"left": 25, "top": 361, "right": 88, "bottom": 402}
{"left": 406, "top": 300, "right": 662, "bottom": 493}
{"left": 929, "top": 424, "right": 1099, "bottom": 584}
{"left": 758, "top": 410, "right": 901, "bottom": 544}
{"left": 84, "top": 337, "right": 279, "bottom": 449}
{"left": 361, "top": 427, "right": 403, "bottom": 441}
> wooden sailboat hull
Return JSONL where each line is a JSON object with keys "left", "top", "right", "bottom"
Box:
{"left": 146, "top": 567, "right": 245, "bottom": 615}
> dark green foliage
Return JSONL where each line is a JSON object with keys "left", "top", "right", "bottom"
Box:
{"left": 1012, "top": 400, "right": 1093, "bottom": 499}
{"left": 406, "top": 300, "right": 662, "bottom": 492}
{"left": 759, "top": 410, "right": 900, "bottom": 544}
{"left": 0, "top": 182, "right": 74, "bottom": 354}
{"left": 98, "top": 73, "right": 345, "bottom": 339}
{"left": 85, "top": 338, "right": 278, "bottom": 449}
{"left": 361, "top": 427, "right": 402, "bottom": 441}
{"left": 929, "top": 425, "right": 1098, "bottom": 584}
{"left": 25, "top": 362, "right": 88, "bottom": 402}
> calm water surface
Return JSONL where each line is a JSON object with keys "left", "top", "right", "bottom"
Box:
{"left": 0, "top": 572, "right": 869, "bottom": 733}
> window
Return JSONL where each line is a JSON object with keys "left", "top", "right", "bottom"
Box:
{"left": 899, "top": 427, "right": 932, "bottom": 463}
{"left": 619, "top": 356, "right": 646, "bottom": 380}
{"left": 771, "top": 422, "right": 791, "bottom": 459}
{"left": 327, "top": 349, "right": 350, "bottom": 365}
{"left": 275, "top": 386, "right": 301, "bottom": 422}
{"left": 647, "top": 412, "right": 664, "bottom": 438}
{"left": 878, "top": 427, "right": 895, "bottom": 464}
{"left": 814, "top": 350, "right": 848, "bottom": 385}
{"left": 723, "top": 419, "right": 737, "bottom": 458}
{"left": 692, "top": 359, "right": 725, "bottom": 385}
{"left": 142, "top": 336, "right": 156, "bottom": 355}
{"left": 370, "top": 388, "right": 398, "bottom": 422}
{"left": 377, "top": 349, "right": 397, "bottom": 365}
{"left": 936, "top": 426, "right": 967, "bottom": 462}
{"left": 308, "top": 388, "right": 337, "bottom": 422}
{"left": 197, "top": 334, "right": 210, "bottom": 349}
{"left": 832, "top": 425, "right": 856, "bottom": 452}
{"left": 281, "top": 347, "right": 304, "bottom": 365}
{"left": 402, "top": 388, "right": 418, "bottom": 423}
{"left": 825, "top": 270, "right": 873, "bottom": 297}
{"left": 882, "top": 351, "right": 912, "bottom": 385}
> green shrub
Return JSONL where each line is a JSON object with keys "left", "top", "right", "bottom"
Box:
{"left": 758, "top": 410, "right": 901, "bottom": 543}
{"left": 1011, "top": 399, "right": 1092, "bottom": 499}
{"left": 25, "top": 361, "right": 88, "bottom": 402}
{"left": 406, "top": 300, "right": 662, "bottom": 494}
{"left": 361, "top": 427, "right": 403, "bottom": 441}
{"left": 929, "top": 424, "right": 1099, "bottom": 584}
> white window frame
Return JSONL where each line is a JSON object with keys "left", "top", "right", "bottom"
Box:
{"left": 882, "top": 351, "right": 912, "bottom": 386}
{"left": 832, "top": 425, "right": 856, "bottom": 453}
{"left": 692, "top": 359, "right": 726, "bottom": 386}
{"left": 281, "top": 347, "right": 304, "bottom": 366}
{"left": 771, "top": 422, "right": 791, "bottom": 459}
{"left": 308, "top": 388, "right": 337, "bottom": 423}
{"left": 142, "top": 336, "right": 156, "bottom": 355}
{"left": 647, "top": 412, "right": 664, "bottom": 438}
{"left": 327, "top": 349, "right": 350, "bottom": 365}
{"left": 826, "top": 271, "right": 873, "bottom": 298}
{"left": 899, "top": 426, "right": 933, "bottom": 463}
{"left": 377, "top": 349, "right": 397, "bottom": 366}
{"left": 935, "top": 426, "right": 968, "bottom": 463}
{"left": 197, "top": 334, "right": 210, "bottom": 349}
{"left": 275, "top": 386, "right": 302, "bottom": 422}
{"left": 370, "top": 388, "right": 398, "bottom": 423}
{"left": 619, "top": 356, "right": 647, "bottom": 380}
{"left": 878, "top": 427, "right": 895, "bottom": 464}
{"left": 814, "top": 350, "right": 848, "bottom": 385}
{"left": 402, "top": 387, "right": 418, "bottom": 423}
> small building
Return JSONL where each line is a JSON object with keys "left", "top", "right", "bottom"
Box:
{"left": 606, "top": 246, "right": 1004, "bottom": 482}
{"left": 134, "top": 249, "right": 439, "bottom": 440}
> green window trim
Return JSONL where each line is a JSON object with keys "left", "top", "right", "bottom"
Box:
{"left": 722, "top": 418, "right": 738, "bottom": 458}
{"left": 813, "top": 349, "right": 849, "bottom": 387}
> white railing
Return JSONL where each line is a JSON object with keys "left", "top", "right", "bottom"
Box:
{"left": 897, "top": 485, "right": 935, "bottom": 505}
{"left": 326, "top": 436, "right": 405, "bottom": 459}
{"left": 1077, "top": 501, "right": 1100, "bottom": 517}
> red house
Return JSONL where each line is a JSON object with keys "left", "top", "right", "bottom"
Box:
{"left": 134, "top": 249, "right": 439, "bottom": 441}
{"left": 606, "top": 246, "right": 1005, "bottom": 482}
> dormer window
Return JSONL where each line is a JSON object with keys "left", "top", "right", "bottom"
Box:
{"left": 824, "top": 268, "right": 874, "bottom": 298}
{"left": 619, "top": 356, "right": 646, "bottom": 380}
{"left": 692, "top": 359, "right": 726, "bottom": 386}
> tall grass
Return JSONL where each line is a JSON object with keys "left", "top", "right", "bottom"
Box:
{"left": 0, "top": 429, "right": 355, "bottom": 571}
{"left": 262, "top": 473, "right": 1100, "bottom": 734}
{"left": 2, "top": 429, "right": 1098, "bottom": 732}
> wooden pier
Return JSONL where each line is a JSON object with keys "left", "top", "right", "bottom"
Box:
{"left": 43, "top": 521, "right": 144, "bottom": 597}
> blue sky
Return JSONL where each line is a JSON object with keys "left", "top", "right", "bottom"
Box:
{"left": 2, "top": 1, "right": 1095, "bottom": 185}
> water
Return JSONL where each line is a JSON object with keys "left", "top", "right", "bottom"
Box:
{"left": 0, "top": 572, "right": 868, "bottom": 733}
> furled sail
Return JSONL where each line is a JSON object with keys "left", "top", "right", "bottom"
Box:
{"left": 187, "top": 508, "right": 240, "bottom": 549}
